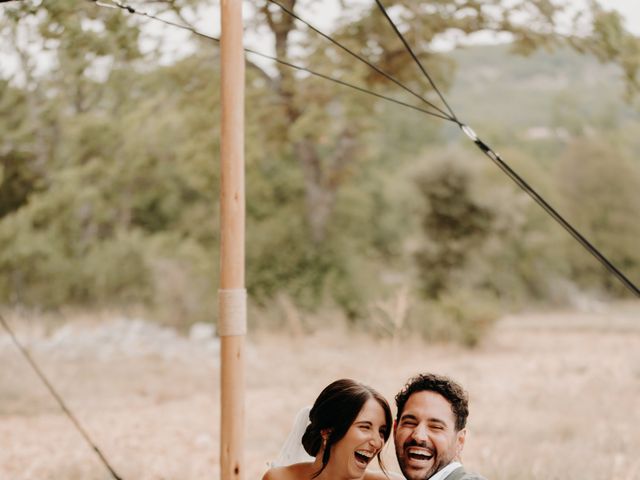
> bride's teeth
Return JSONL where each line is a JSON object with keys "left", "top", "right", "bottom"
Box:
{"left": 356, "top": 450, "right": 373, "bottom": 458}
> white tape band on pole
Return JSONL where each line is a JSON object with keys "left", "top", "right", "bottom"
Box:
{"left": 218, "top": 288, "right": 247, "bottom": 336}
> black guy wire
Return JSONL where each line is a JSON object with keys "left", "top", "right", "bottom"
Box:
{"left": 0, "top": 313, "right": 125, "bottom": 480}
{"left": 89, "top": 0, "right": 454, "bottom": 122}
{"left": 265, "top": 0, "right": 454, "bottom": 121}
{"left": 250, "top": 51, "right": 453, "bottom": 120}
{"left": 94, "top": 0, "right": 640, "bottom": 297}
{"left": 369, "top": 0, "right": 639, "bottom": 297}
{"left": 373, "top": 0, "right": 460, "bottom": 123}
{"left": 460, "top": 125, "right": 640, "bottom": 298}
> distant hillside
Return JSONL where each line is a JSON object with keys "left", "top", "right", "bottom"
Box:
{"left": 446, "top": 43, "right": 633, "bottom": 132}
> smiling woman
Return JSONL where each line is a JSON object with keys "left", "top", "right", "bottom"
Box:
{"left": 262, "top": 379, "right": 393, "bottom": 480}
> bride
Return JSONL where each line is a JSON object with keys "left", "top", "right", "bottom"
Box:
{"left": 263, "top": 379, "right": 393, "bottom": 480}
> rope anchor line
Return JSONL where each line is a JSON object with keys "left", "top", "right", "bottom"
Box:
{"left": 3, "top": 0, "right": 639, "bottom": 297}
{"left": 86, "top": 0, "right": 455, "bottom": 122}
{"left": 277, "top": 0, "right": 640, "bottom": 298}
{"left": 0, "top": 313, "right": 124, "bottom": 480}
{"left": 265, "top": 0, "right": 455, "bottom": 121}
{"left": 89, "top": 0, "right": 640, "bottom": 298}
{"left": 458, "top": 123, "right": 640, "bottom": 297}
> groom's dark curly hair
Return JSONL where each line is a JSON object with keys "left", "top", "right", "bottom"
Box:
{"left": 395, "top": 373, "right": 469, "bottom": 431}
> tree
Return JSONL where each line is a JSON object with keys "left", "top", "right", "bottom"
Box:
{"left": 250, "top": 0, "right": 588, "bottom": 243}
{"left": 1, "top": 0, "right": 639, "bottom": 319}
{"left": 556, "top": 136, "right": 640, "bottom": 294}
{"left": 414, "top": 153, "right": 494, "bottom": 297}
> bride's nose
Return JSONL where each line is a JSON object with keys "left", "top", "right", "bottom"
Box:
{"left": 369, "top": 433, "right": 383, "bottom": 450}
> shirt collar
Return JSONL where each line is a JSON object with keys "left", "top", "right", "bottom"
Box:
{"left": 429, "top": 461, "right": 462, "bottom": 480}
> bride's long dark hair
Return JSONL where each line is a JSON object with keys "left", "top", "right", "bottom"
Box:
{"left": 301, "top": 379, "right": 392, "bottom": 478}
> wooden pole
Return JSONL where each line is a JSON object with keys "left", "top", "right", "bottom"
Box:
{"left": 219, "top": 1, "right": 245, "bottom": 480}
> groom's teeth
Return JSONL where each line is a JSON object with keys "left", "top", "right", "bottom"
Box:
{"left": 407, "top": 447, "right": 433, "bottom": 460}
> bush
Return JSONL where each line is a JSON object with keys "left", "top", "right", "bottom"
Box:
{"left": 556, "top": 137, "right": 640, "bottom": 295}
{"left": 406, "top": 290, "right": 500, "bottom": 347}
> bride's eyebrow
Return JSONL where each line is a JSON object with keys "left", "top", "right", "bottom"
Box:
{"left": 354, "top": 420, "right": 373, "bottom": 426}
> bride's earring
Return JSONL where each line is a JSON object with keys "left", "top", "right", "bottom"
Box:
{"left": 320, "top": 429, "right": 330, "bottom": 450}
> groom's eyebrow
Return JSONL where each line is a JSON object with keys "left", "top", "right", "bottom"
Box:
{"left": 399, "top": 413, "right": 418, "bottom": 422}
{"left": 428, "top": 418, "right": 446, "bottom": 427}
{"left": 400, "top": 414, "right": 446, "bottom": 425}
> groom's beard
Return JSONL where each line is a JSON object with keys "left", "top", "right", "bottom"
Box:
{"left": 396, "top": 438, "right": 456, "bottom": 480}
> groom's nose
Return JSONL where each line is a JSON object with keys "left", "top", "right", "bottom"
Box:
{"left": 410, "top": 423, "right": 428, "bottom": 442}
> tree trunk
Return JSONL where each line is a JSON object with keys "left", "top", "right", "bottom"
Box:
{"left": 294, "top": 138, "right": 335, "bottom": 244}
{"left": 263, "top": 0, "right": 355, "bottom": 244}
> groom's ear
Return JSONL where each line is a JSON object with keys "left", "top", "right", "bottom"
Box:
{"left": 393, "top": 419, "right": 398, "bottom": 436}
{"left": 455, "top": 428, "right": 467, "bottom": 457}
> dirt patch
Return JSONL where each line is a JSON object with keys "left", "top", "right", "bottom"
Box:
{"left": 1, "top": 303, "right": 639, "bottom": 480}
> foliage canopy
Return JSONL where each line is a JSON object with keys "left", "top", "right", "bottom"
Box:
{"left": 1, "top": 0, "right": 639, "bottom": 338}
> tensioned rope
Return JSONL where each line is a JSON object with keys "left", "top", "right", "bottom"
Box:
{"left": 371, "top": 0, "right": 459, "bottom": 122}
{"left": 89, "top": 0, "right": 454, "bottom": 122}
{"left": 264, "top": 0, "right": 454, "bottom": 120}
{"left": 94, "top": 0, "right": 639, "bottom": 297}
{"left": 96, "top": 0, "right": 640, "bottom": 298}
{"left": 0, "top": 313, "right": 124, "bottom": 480}
{"left": 369, "top": 0, "right": 640, "bottom": 298}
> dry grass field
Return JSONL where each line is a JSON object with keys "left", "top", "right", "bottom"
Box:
{"left": 1, "top": 302, "right": 639, "bottom": 480}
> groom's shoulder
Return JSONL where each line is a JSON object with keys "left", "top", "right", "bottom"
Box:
{"left": 452, "top": 470, "right": 487, "bottom": 480}
{"left": 443, "top": 466, "right": 488, "bottom": 480}
{"left": 365, "top": 472, "right": 403, "bottom": 480}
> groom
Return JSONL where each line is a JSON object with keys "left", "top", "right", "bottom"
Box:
{"left": 393, "top": 373, "right": 486, "bottom": 480}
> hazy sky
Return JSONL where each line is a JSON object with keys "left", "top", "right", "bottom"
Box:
{"left": 310, "top": 0, "right": 640, "bottom": 35}
{"left": 1, "top": 0, "right": 639, "bottom": 78}
{"left": 238, "top": 0, "right": 640, "bottom": 69}
{"left": 239, "top": 0, "right": 640, "bottom": 56}
{"left": 604, "top": 0, "right": 640, "bottom": 33}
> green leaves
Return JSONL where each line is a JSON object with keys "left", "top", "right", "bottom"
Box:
{"left": 589, "top": 8, "right": 640, "bottom": 99}
{"left": 1, "top": 0, "right": 639, "bottom": 328}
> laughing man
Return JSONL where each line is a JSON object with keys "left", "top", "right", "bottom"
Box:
{"left": 392, "top": 373, "right": 486, "bottom": 480}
